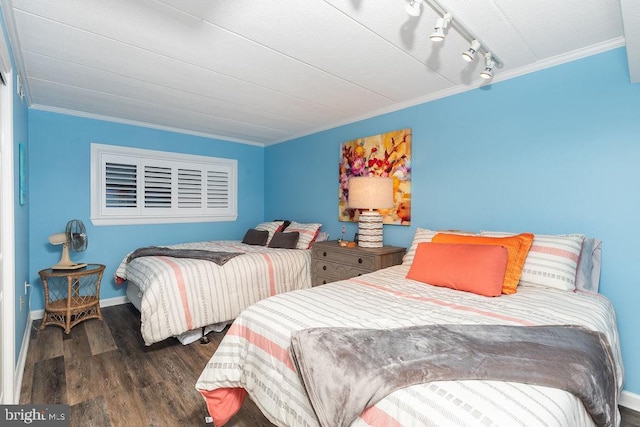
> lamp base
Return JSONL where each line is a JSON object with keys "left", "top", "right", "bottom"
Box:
{"left": 357, "top": 211, "right": 384, "bottom": 248}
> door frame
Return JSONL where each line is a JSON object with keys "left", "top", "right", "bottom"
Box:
{"left": 0, "top": 68, "right": 15, "bottom": 405}
{"left": 0, "top": 23, "right": 16, "bottom": 404}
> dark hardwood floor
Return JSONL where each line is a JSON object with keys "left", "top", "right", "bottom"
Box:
{"left": 21, "top": 303, "right": 640, "bottom": 427}
{"left": 20, "top": 303, "right": 275, "bottom": 427}
{"left": 623, "top": 406, "right": 640, "bottom": 427}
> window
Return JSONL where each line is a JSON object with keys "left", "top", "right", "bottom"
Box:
{"left": 91, "top": 144, "right": 237, "bottom": 225}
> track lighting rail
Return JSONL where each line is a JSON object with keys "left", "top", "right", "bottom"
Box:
{"left": 406, "top": 0, "right": 503, "bottom": 77}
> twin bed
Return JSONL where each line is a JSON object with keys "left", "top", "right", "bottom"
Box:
{"left": 194, "top": 228, "right": 623, "bottom": 427}
{"left": 115, "top": 221, "right": 321, "bottom": 345}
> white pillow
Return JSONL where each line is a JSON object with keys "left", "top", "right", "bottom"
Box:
{"left": 403, "top": 228, "right": 475, "bottom": 266}
{"left": 403, "top": 228, "right": 437, "bottom": 265}
{"left": 480, "top": 231, "right": 585, "bottom": 291}
{"left": 254, "top": 221, "right": 284, "bottom": 245}
{"left": 285, "top": 221, "right": 322, "bottom": 249}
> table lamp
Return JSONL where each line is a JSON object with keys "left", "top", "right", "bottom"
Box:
{"left": 348, "top": 176, "right": 394, "bottom": 248}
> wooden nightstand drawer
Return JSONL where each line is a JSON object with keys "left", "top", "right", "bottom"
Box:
{"left": 312, "top": 248, "right": 377, "bottom": 271}
{"left": 313, "top": 272, "right": 369, "bottom": 286}
{"left": 310, "top": 240, "right": 405, "bottom": 286}
{"left": 312, "top": 259, "right": 372, "bottom": 280}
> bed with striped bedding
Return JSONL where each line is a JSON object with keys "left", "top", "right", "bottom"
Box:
{"left": 195, "top": 264, "right": 623, "bottom": 427}
{"left": 115, "top": 240, "right": 311, "bottom": 346}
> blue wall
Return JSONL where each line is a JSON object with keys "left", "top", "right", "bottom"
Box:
{"left": 28, "top": 111, "right": 265, "bottom": 311}
{"left": 266, "top": 48, "right": 640, "bottom": 394}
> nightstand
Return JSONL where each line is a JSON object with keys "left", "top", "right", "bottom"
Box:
{"left": 38, "top": 264, "right": 105, "bottom": 334}
{"left": 311, "top": 240, "right": 405, "bottom": 286}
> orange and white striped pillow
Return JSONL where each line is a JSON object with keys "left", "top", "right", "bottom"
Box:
{"left": 480, "top": 231, "right": 585, "bottom": 291}
{"left": 254, "top": 221, "right": 285, "bottom": 245}
{"left": 285, "top": 221, "right": 322, "bottom": 249}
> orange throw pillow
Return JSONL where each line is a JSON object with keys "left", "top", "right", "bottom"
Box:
{"left": 431, "top": 232, "right": 534, "bottom": 294}
{"left": 406, "top": 243, "right": 508, "bottom": 297}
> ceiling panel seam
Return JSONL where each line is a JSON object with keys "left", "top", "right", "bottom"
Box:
{"left": 28, "top": 76, "right": 298, "bottom": 135}
{"left": 22, "top": 50, "right": 320, "bottom": 127}
{"left": 155, "top": 0, "right": 404, "bottom": 101}
{"left": 320, "top": 0, "right": 458, "bottom": 86}
{"left": 13, "top": 8, "right": 363, "bottom": 113}
{"left": 489, "top": 0, "right": 541, "bottom": 60}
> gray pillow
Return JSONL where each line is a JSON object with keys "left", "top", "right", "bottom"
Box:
{"left": 268, "top": 231, "right": 300, "bottom": 249}
{"left": 242, "top": 229, "right": 269, "bottom": 246}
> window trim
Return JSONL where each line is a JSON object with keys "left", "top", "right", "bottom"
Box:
{"left": 90, "top": 143, "right": 237, "bottom": 226}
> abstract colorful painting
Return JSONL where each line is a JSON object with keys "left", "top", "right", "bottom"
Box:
{"left": 339, "top": 128, "right": 411, "bottom": 225}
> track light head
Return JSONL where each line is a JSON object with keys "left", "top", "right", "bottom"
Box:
{"left": 405, "top": 0, "right": 423, "bottom": 16}
{"left": 480, "top": 52, "right": 495, "bottom": 79}
{"left": 462, "top": 39, "right": 481, "bottom": 62}
{"left": 430, "top": 22, "right": 445, "bottom": 41}
{"left": 480, "top": 66, "right": 493, "bottom": 79}
{"left": 430, "top": 12, "right": 452, "bottom": 42}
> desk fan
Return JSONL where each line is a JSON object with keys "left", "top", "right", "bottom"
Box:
{"left": 48, "top": 219, "right": 88, "bottom": 270}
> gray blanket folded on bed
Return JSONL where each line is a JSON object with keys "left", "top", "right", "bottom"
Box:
{"left": 126, "top": 246, "right": 243, "bottom": 265}
{"left": 290, "top": 324, "right": 617, "bottom": 427}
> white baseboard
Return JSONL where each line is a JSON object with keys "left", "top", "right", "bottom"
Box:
{"left": 29, "top": 295, "right": 129, "bottom": 320}
{"left": 100, "top": 295, "right": 128, "bottom": 308}
{"left": 621, "top": 390, "right": 640, "bottom": 411}
{"left": 14, "top": 311, "right": 32, "bottom": 402}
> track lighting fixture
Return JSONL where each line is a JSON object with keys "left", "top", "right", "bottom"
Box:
{"left": 462, "top": 39, "right": 481, "bottom": 62}
{"left": 404, "top": 0, "right": 503, "bottom": 79}
{"left": 480, "top": 52, "right": 495, "bottom": 79}
{"left": 405, "top": 0, "right": 423, "bottom": 17}
{"left": 429, "top": 12, "right": 452, "bottom": 42}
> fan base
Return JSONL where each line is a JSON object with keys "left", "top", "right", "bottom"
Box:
{"left": 51, "top": 262, "right": 87, "bottom": 270}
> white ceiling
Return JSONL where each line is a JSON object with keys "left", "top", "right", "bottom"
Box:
{"left": 1, "top": 0, "right": 637, "bottom": 146}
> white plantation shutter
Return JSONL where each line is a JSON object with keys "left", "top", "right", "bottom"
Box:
{"left": 178, "top": 167, "right": 202, "bottom": 209}
{"left": 207, "top": 168, "right": 231, "bottom": 209}
{"left": 144, "top": 164, "right": 172, "bottom": 209}
{"left": 91, "top": 144, "right": 237, "bottom": 225}
{"left": 105, "top": 161, "right": 137, "bottom": 208}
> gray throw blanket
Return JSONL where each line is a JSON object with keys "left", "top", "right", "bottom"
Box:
{"left": 290, "top": 324, "right": 617, "bottom": 427}
{"left": 126, "top": 246, "right": 243, "bottom": 266}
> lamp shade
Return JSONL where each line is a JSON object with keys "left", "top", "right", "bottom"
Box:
{"left": 348, "top": 177, "right": 394, "bottom": 248}
{"left": 348, "top": 177, "right": 394, "bottom": 210}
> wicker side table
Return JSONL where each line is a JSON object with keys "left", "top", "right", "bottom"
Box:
{"left": 38, "top": 264, "right": 105, "bottom": 334}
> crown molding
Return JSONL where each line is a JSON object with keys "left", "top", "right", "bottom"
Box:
{"left": 30, "top": 104, "right": 267, "bottom": 147}
{"left": 271, "top": 38, "right": 625, "bottom": 146}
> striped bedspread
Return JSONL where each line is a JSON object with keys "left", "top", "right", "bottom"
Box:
{"left": 196, "top": 264, "right": 624, "bottom": 427}
{"left": 115, "top": 240, "right": 311, "bottom": 345}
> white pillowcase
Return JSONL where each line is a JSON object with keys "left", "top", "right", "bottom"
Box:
{"left": 403, "top": 228, "right": 476, "bottom": 266}
{"left": 403, "top": 228, "right": 437, "bottom": 266}
{"left": 285, "top": 221, "right": 322, "bottom": 249}
{"left": 480, "top": 231, "right": 585, "bottom": 291}
{"left": 254, "top": 221, "right": 284, "bottom": 245}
